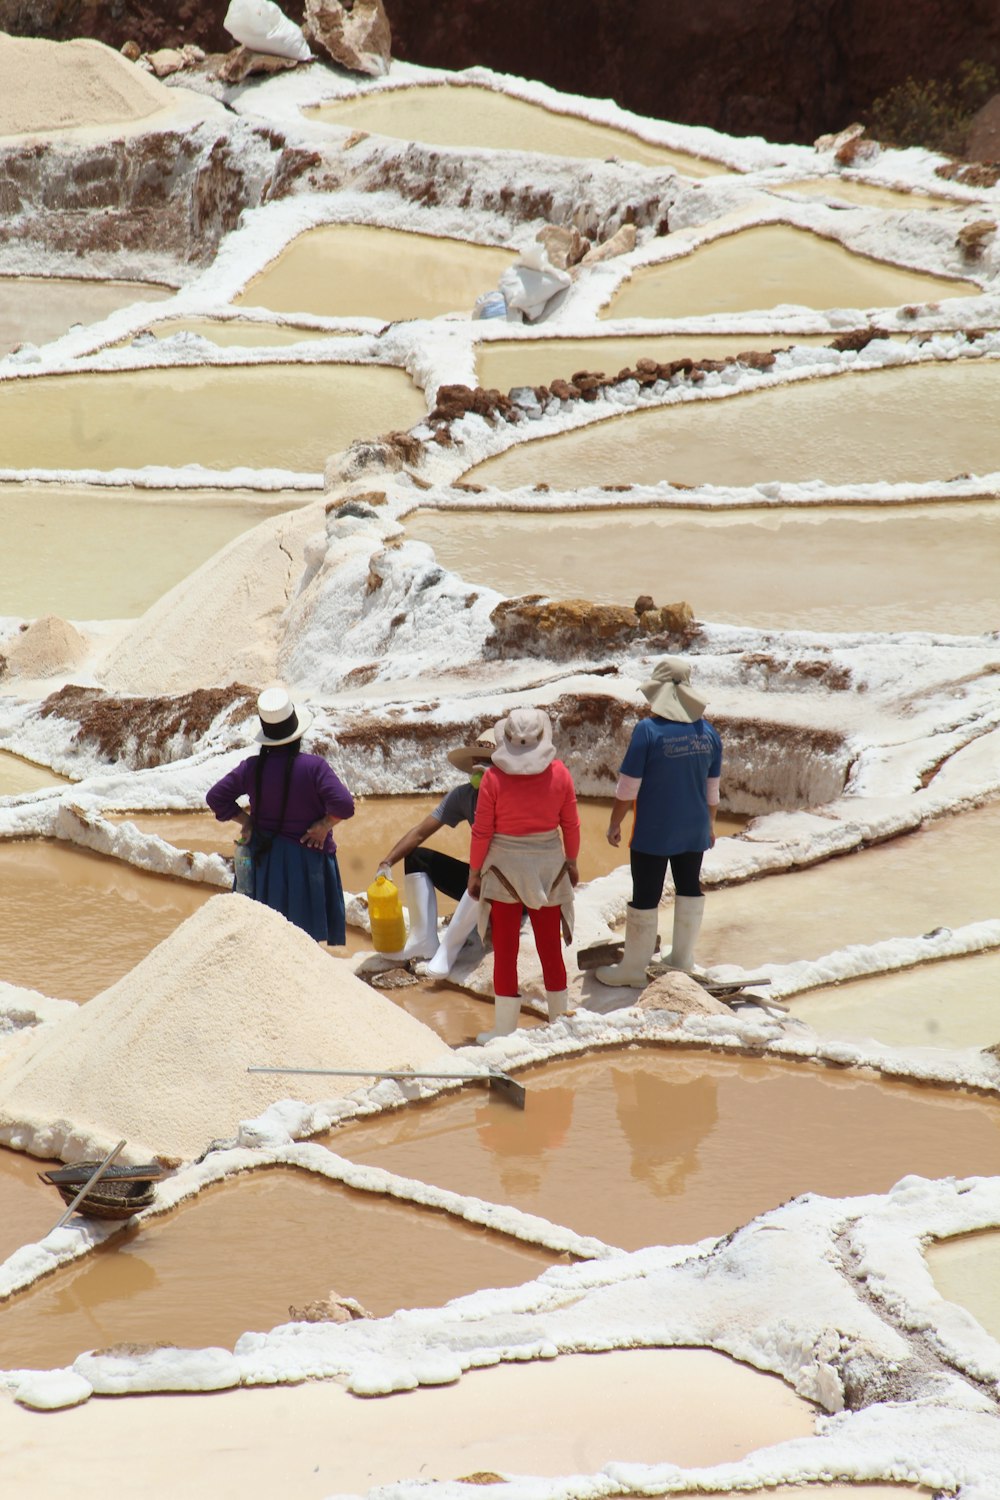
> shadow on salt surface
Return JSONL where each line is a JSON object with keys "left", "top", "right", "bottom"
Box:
{"left": 0, "top": 1167, "right": 561, "bottom": 1370}
{"left": 0, "top": 842, "right": 211, "bottom": 1003}
{"left": 235, "top": 223, "right": 513, "bottom": 322}
{"left": 697, "top": 803, "right": 1000, "bottom": 972}
{"left": 603, "top": 224, "right": 973, "bottom": 319}
{"left": 0, "top": 484, "right": 308, "bottom": 621}
{"left": 0, "top": 363, "right": 426, "bottom": 473}
{"left": 468, "top": 361, "right": 1000, "bottom": 490}
{"left": 0, "top": 752, "right": 68, "bottom": 797}
{"left": 405, "top": 501, "right": 1000, "bottom": 635}
{"left": 0, "top": 276, "right": 173, "bottom": 355}
{"left": 927, "top": 1228, "right": 1000, "bottom": 1344}
{"left": 324, "top": 1048, "right": 1000, "bottom": 1252}
{"left": 306, "top": 84, "right": 734, "bottom": 176}
{"left": 789, "top": 950, "right": 1000, "bottom": 1050}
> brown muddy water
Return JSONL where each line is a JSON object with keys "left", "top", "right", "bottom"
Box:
{"left": 0, "top": 484, "right": 308, "bottom": 620}
{"left": 773, "top": 178, "right": 964, "bottom": 211}
{"left": 235, "top": 224, "right": 513, "bottom": 322}
{"left": 468, "top": 360, "right": 1000, "bottom": 490}
{"left": 406, "top": 501, "right": 1000, "bottom": 635}
{"left": 306, "top": 84, "right": 734, "bottom": 176}
{"left": 0, "top": 752, "right": 68, "bottom": 796}
{"left": 789, "top": 950, "right": 1000, "bottom": 1050}
{"left": 0, "top": 363, "right": 426, "bottom": 473}
{"left": 136, "top": 319, "right": 349, "bottom": 347}
{"left": 326, "top": 1047, "right": 1000, "bottom": 1251}
{"left": 0, "top": 1144, "right": 64, "bottom": 1262}
{"left": 0, "top": 276, "right": 173, "bottom": 354}
{"left": 604, "top": 224, "right": 973, "bottom": 319}
{"left": 0, "top": 1166, "right": 561, "bottom": 1369}
{"left": 927, "top": 1229, "right": 1000, "bottom": 1343}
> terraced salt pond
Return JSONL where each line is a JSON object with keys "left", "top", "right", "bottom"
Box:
{"left": 306, "top": 83, "right": 734, "bottom": 175}
{"left": 235, "top": 224, "right": 513, "bottom": 321}
{"left": 0, "top": 276, "right": 172, "bottom": 354}
{"left": 329, "top": 1048, "right": 1000, "bottom": 1250}
{"left": 0, "top": 752, "right": 68, "bottom": 796}
{"left": 0, "top": 485, "right": 308, "bottom": 619}
{"left": 773, "top": 178, "right": 965, "bottom": 211}
{"left": 928, "top": 1230, "right": 1000, "bottom": 1343}
{"left": 604, "top": 224, "right": 973, "bottom": 319}
{"left": 469, "top": 360, "right": 1000, "bottom": 489}
{"left": 407, "top": 501, "right": 1000, "bottom": 634}
{"left": 138, "top": 319, "right": 349, "bottom": 347}
{"left": 0, "top": 364, "right": 426, "bottom": 472}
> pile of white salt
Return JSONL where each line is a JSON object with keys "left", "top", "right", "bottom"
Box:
{"left": 0, "top": 894, "right": 453, "bottom": 1163}
{"left": 0, "top": 35, "right": 174, "bottom": 138}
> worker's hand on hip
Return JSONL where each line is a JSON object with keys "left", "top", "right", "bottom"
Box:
{"left": 301, "top": 822, "right": 328, "bottom": 849}
{"left": 467, "top": 872, "right": 482, "bottom": 899}
{"left": 606, "top": 824, "right": 622, "bottom": 847}
{"left": 566, "top": 860, "right": 579, "bottom": 887}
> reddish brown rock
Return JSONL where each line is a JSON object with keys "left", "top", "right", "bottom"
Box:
{"left": 485, "top": 597, "right": 693, "bottom": 661}
{"left": 303, "top": 0, "right": 391, "bottom": 77}
{"left": 956, "top": 219, "right": 997, "bottom": 262}
{"left": 535, "top": 224, "right": 590, "bottom": 269}
{"left": 965, "top": 94, "right": 1000, "bottom": 164}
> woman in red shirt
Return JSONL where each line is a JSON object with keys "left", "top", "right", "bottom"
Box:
{"left": 468, "top": 708, "right": 580, "bottom": 1043}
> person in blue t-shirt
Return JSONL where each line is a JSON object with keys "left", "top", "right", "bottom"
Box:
{"left": 596, "top": 657, "right": 722, "bottom": 987}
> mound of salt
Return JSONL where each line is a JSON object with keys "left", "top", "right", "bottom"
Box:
{"left": 0, "top": 36, "right": 175, "bottom": 138}
{"left": 0, "top": 893, "right": 453, "bottom": 1164}
{"left": 3, "top": 615, "right": 88, "bottom": 679}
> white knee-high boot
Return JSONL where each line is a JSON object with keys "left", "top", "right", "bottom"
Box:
{"left": 665, "top": 895, "right": 705, "bottom": 973}
{"left": 423, "top": 890, "right": 480, "bottom": 978}
{"left": 382, "top": 872, "right": 439, "bottom": 961}
{"left": 476, "top": 993, "right": 520, "bottom": 1045}
{"left": 595, "top": 905, "right": 659, "bottom": 987}
{"left": 546, "top": 989, "right": 570, "bottom": 1021}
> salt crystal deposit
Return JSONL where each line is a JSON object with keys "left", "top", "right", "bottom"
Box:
{"left": 0, "top": 35, "right": 190, "bottom": 137}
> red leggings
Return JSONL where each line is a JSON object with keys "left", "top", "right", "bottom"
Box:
{"left": 489, "top": 900, "right": 567, "bottom": 997}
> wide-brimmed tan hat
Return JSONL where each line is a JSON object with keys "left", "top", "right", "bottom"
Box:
{"left": 639, "top": 657, "right": 708, "bottom": 724}
{"left": 253, "top": 687, "right": 313, "bottom": 747}
{"left": 447, "top": 728, "right": 498, "bottom": 773}
{"left": 491, "top": 708, "right": 556, "bottom": 775}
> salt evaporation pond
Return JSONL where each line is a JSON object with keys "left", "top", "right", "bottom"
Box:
{"left": 0, "top": 1167, "right": 560, "bottom": 1370}
{"left": 928, "top": 1229, "right": 1000, "bottom": 1344}
{"left": 0, "top": 752, "right": 68, "bottom": 796}
{"left": 697, "top": 803, "right": 1000, "bottom": 970}
{"left": 138, "top": 319, "right": 349, "bottom": 347}
{"left": 307, "top": 83, "right": 733, "bottom": 175}
{"left": 0, "top": 843, "right": 210, "bottom": 1001}
{"left": 328, "top": 1048, "right": 1000, "bottom": 1250}
{"left": 790, "top": 951, "right": 1000, "bottom": 1049}
{"left": 407, "top": 501, "right": 1000, "bottom": 634}
{"left": 603, "top": 224, "right": 972, "bottom": 319}
{"left": 0, "top": 276, "right": 173, "bottom": 355}
{"left": 0, "top": 1145, "right": 64, "bottom": 1262}
{"left": 0, "top": 364, "right": 426, "bottom": 473}
{"left": 235, "top": 224, "right": 513, "bottom": 321}
{"left": 469, "top": 360, "right": 1000, "bottom": 489}
{"left": 774, "top": 177, "right": 965, "bottom": 211}
{"left": 0, "top": 484, "right": 308, "bottom": 619}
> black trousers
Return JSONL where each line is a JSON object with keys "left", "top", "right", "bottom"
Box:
{"left": 404, "top": 847, "right": 470, "bottom": 901}
{"left": 630, "top": 848, "right": 704, "bottom": 909}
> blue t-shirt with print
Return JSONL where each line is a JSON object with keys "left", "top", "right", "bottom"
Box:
{"left": 619, "top": 716, "right": 722, "bottom": 856}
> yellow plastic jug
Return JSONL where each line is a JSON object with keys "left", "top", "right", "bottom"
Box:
{"left": 367, "top": 874, "right": 407, "bottom": 954}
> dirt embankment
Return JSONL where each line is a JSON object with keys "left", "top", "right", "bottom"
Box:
{"left": 4, "top": 0, "right": 1000, "bottom": 144}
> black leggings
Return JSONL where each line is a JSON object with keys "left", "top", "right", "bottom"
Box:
{"left": 404, "top": 847, "right": 470, "bottom": 901}
{"left": 630, "top": 848, "right": 703, "bottom": 909}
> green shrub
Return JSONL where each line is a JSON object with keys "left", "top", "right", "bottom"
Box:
{"left": 867, "top": 61, "right": 998, "bottom": 155}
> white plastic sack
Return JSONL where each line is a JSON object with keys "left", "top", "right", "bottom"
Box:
{"left": 223, "top": 0, "right": 313, "bottom": 60}
{"left": 472, "top": 290, "right": 508, "bottom": 321}
{"left": 497, "top": 245, "right": 571, "bottom": 323}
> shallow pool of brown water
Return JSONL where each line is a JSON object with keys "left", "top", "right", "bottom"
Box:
{"left": 306, "top": 84, "right": 733, "bottom": 176}
{"left": 0, "top": 363, "right": 426, "bottom": 473}
{"left": 0, "top": 1144, "right": 64, "bottom": 1262}
{"left": 0, "top": 752, "right": 68, "bottom": 796}
{"left": 0, "top": 1166, "right": 561, "bottom": 1369}
{"left": 326, "top": 1048, "right": 1000, "bottom": 1251}
{"left": 604, "top": 224, "right": 972, "bottom": 319}
{"left": 0, "top": 842, "right": 211, "bottom": 1002}
{"left": 236, "top": 224, "right": 513, "bottom": 322}
{"left": 774, "top": 177, "right": 963, "bottom": 211}
{"left": 469, "top": 361, "right": 1000, "bottom": 490}
{"left": 697, "top": 802, "right": 1000, "bottom": 971}
{"left": 927, "top": 1228, "right": 1000, "bottom": 1343}
{"left": 405, "top": 501, "right": 1000, "bottom": 634}
{"left": 0, "top": 276, "right": 173, "bottom": 355}
{"left": 789, "top": 951, "right": 1000, "bottom": 1049}
{"left": 138, "top": 319, "right": 349, "bottom": 347}
{"left": 0, "top": 484, "right": 307, "bottom": 620}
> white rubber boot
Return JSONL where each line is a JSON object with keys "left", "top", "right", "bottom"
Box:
{"left": 476, "top": 993, "right": 520, "bottom": 1045}
{"left": 595, "top": 905, "right": 659, "bottom": 987}
{"left": 546, "top": 989, "right": 570, "bottom": 1021}
{"left": 423, "top": 890, "right": 481, "bottom": 978}
{"left": 664, "top": 895, "right": 705, "bottom": 973}
{"left": 383, "top": 873, "right": 439, "bottom": 961}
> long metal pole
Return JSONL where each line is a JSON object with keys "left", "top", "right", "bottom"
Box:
{"left": 48, "top": 1138, "right": 127, "bottom": 1235}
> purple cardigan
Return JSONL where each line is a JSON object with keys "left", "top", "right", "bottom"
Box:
{"left": 206, "top": 749, "right": 354, "bottom": 853}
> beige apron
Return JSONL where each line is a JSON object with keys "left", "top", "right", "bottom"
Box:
{"left": 478, "top": 830, "right": 575, "bottom": 943}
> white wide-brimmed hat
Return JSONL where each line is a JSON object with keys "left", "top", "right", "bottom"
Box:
{"left": 253, "top": 687, "right": 313, "bottom": 747}
{"left": 491, "top": 708, "right": 556, "bottom": 775}
{"left": 447, "top": 728, "right": 498, "bottom": 773}
{"left": 639, "top": 656, "right": 708, "bottom": 724}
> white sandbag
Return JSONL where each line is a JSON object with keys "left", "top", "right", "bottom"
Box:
{"left": 472, "top": 290, "right": 508, "bottom": 321}
{"left": 497, "top": 244, "right": 571, "bottom": 323}
{"left": 224, "top": 0, "right": 313, "bottom": 60}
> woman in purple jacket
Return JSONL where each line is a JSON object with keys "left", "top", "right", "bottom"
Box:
{"left": 207, "top": 688, "right": 354, "bottom": 944}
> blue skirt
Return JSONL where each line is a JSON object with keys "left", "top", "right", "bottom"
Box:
{"left": 244, "top": 834, "right": 346, "bottom": 945}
